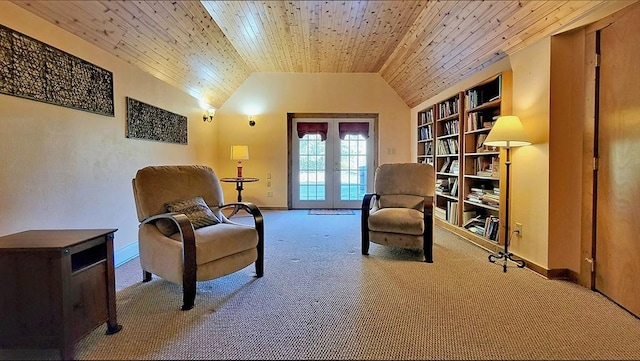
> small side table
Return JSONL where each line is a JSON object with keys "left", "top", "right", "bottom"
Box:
{"left": 220, "top": 177, "right": 259, "bottom": 217}
{"left": 0, "top": 229, "right": 122, "bottom": 360}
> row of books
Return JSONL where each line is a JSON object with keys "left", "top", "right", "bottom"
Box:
{"left": 474, "top": 155, "right": 499, "bottom": 177}
{"left": 466, "top": 75, "right": 502, "bottom": 109}
{"left": 474, "top": 133, "right": 499, "bottom": 153}
{"left": 466, "top": 187, "right": 500, "bottom": 207}
{"left": 419, "top": 109, "right": 434, "bottom": 125}
{"left": 462, "top": 214, "right": 500, "bottom": 241}
{"left": 439, "top": 159, "right": 459, "bottom": 174}
{"left": 447, "top": 201, "right": 459, "bottom": 225}
{"left": 419, "top": 124, "right": 433, "bottom": 140}
{"left": 441, "top": 119, "right": 459, "bottom": 136}
{"left": 435, "top": 177, "right": 458, "bottom": 197}
{"left": 467, "top": 112, "right": 497, "bottom": 132}
{"left": 423, "top": 142, "right": 433, "bottom": 156}
{"left": 437, "top": 138, "right": 459, "bottom": 155}
{"left": 438, "top": 97, "right": 459, "bottom": 118}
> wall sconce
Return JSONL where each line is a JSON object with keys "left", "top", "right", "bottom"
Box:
{"left": 248, "top": 115, "right": 256, "bottom": 127}
{"left": 203, "top": 108, "right": 215, "bottom": 122}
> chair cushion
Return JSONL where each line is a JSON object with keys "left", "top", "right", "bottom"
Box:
{"left": 169, "top": 223, "right": 259, "bottom": 264}
{"left": 156, "top": 196, "right": 220, "bottom": 236}
{"left": 368, "top": 208, "right": 424, "bottom": 236}
{"left": 379, "top": 194, "right": 424, "bottom": 210}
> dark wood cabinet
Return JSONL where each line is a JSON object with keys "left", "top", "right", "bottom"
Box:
{"left": 0, "top": 229, "right": 122, "bottom": 360}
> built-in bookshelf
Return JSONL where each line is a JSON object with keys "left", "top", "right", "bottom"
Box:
{"left": 434, "top": 92, "right": 463, "bottom": 226}
{"left": 424, "top": 71, "right": 512, "bottom": 251}
{"left": 460, "top": 73, "right": 510, "bottom": 247}
{"left": 417, "top": 106, "right": 435, "bottom": 166}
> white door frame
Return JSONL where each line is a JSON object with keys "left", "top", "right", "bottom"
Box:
{"left": 288, "top": 114, "right": 377, "bottom": 209}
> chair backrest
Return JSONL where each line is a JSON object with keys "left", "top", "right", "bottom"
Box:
{"left": 132, "top": 165, "right": 224, "bottom": 222}
{"left": 374, "top": 163, "right": 435, "bottom": 210}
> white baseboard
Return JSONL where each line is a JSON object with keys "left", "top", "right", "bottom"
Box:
{"left": 114, "top": 241, "right": 139, "bottom": 267}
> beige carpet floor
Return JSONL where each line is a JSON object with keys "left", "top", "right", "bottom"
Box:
{"left": 3, "top": 210, "right": 640, "bottom": 360}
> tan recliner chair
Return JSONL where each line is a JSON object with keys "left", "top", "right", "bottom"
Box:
{"left": 132, "top": 165, "right": 264, "bottom": 310}
{"left": 361, "top": 163, "right": 435, "bottom": 262}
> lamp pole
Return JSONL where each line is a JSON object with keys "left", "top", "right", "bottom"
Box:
{"left": 488, "top": 144, "right": 526, "bottom": 272}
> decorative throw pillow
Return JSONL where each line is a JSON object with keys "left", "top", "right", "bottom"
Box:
{"left": 155, "top": 196, "right": 220, "bottom": 237}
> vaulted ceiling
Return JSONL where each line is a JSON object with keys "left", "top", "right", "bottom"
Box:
{"left": 11, "top": 1, "right": 625, "bottom": 109}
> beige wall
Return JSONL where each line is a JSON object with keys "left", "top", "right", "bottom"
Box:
{"left": 0, "top": 3, "right": 217, "bottom": 260}
{"left": 509, "top": 38, "right": 552, "bottom": 268}
{"left": 214, "top": 72, "right": 410, "bottom": 207}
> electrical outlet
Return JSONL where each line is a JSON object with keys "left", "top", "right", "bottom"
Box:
{"left": 267, "top": 180, "right": 271, "bottom": 187}
{"left": 515, "top": 222, "right": 523, "bottom": 236}
{"left": 267, "top": 191, "right": 273, "bottom": 197}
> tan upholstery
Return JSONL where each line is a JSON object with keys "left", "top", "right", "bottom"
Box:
{"left": 361, "top": 163, "right": 435, "bottom": 262}
{"left": 132, "top": 165, "right": 264, "bottom": 310}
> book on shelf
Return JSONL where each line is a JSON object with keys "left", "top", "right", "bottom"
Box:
{"left": 449, "top": 159, "right": 459, "bottom": 174}
{"left": 447, "top": 201, "right": 458, "bottom": 225}
{"left": 466, "top": 187, "right": 499, "bottom": 207}
{"left": 463, "top": 214, "right": 499, "bottom": 241}
{"left": 491, "top": 157, "right": 500, "bottom": 177}
{"left": 424, "top": 142, "right": 432, "bottom": 156}
{"left": 449, "top": 178, "right": 459, "bottom": 197}
{"left": 434, "top": 206, "right": 446, "bottom": 219}
{"left": 462, "top": 214, "right": 484, "bottom": 228}
{"left": 476, "top": 134, "right": 487, "bottom": 152}
{"left": 439, "top": 158, "right": 451, "bottom": 173}
{"left": 462, "top": 210, "right": 477, "bottom": 224}
{"left": 484, "top": 216, "right": 500, "bottom": 241}
{"left": 438, "top": 98, "right": 459, "bottom": 118}
{"left": 435, "top": 178, "right": 450, "bottom": 195}
{"left": 444, "top": 120, "right": 459, "bottom": 135}
{"left": 420, "top": 109, "right": 434, "bottom": 125}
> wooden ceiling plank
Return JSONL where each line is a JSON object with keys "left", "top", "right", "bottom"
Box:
{"left": 380, "top": 1, "right": 462, "bottom": 84}
{"left": 145, "top": 1, "right": 248, "bottom": 87}
{"left": 12, "top": 1, "right": 124, "bottom": 48}
{"left": 399, "top": 1, "right": 522, "bottom": 90}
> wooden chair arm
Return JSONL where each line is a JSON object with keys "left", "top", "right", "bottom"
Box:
{"left": 140, "top": 212, "right": 196, "bottom": 310}
{"left": 219, "top": 202, "right": 264, "bottom": 277}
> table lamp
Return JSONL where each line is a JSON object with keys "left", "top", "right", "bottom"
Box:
{"left": 231, "top": 145, "right": 249, "bottom": 178}
{"left": 483, "top": 115, "right": 531, "bottom": 272}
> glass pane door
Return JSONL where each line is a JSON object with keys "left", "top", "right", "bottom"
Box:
{"left": 292, "top": 118, "right": 373, "bottom": 209}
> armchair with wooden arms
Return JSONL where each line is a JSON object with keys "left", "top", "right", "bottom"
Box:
{"left": 132, "top": 165, "right": 264, "bottom": 310}
{"left": 361, "top": 163, "right": 435, "bottom": 262}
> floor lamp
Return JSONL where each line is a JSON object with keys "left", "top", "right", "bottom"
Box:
{"left": 483, "top": 115, "right": 531, "bottom": 272}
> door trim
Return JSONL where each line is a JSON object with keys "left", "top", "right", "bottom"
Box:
{"left": 287, "top": 112, "right": 379, "bottom": 209}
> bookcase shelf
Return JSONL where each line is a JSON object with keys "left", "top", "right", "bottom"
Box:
{"left": 421, "top": 71, "right": 512, "bottom": 248}
{"left": 417, "top": 106, "right": 435, "bottom": 166}
{"left": 433, "top": 92, "right": 463, "bottom": 227}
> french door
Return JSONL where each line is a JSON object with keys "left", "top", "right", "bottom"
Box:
{"left": 291, "top": 118, "right": 374, "bottom": 209}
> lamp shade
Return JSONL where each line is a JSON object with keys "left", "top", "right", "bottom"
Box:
{"left": 230, "top": 145, "right": 249, "bottom": 160}
{"left": 483, "top": 115, "right": 532, "bottom": 148}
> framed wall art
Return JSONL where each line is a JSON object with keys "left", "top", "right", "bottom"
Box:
{"left": 0, "top": 24, "right": 114, "bottom": 116}
{"left": 126, "top": 97, "right": 187, "bottom": 145}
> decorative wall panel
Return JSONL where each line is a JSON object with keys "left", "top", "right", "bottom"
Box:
{"left": 126, "top": 97, "right": 187, "bottom": 145}
{"left": 0, "top": 25, "right": 114, "bottom": 116}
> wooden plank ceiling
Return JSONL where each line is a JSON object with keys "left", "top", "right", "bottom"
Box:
{"left": 10, "top": 0, "right": 622, "bottom": 108}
